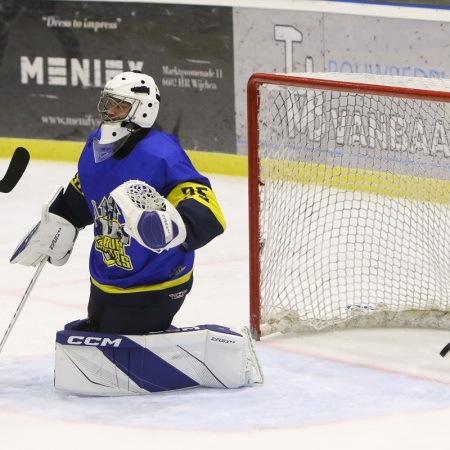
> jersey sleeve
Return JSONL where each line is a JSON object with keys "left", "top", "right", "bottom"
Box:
{"left": 53, "top": 173, "right": 94, "bottom": 228}
{"left": 166, "top": 181, "right": 226, "bottom": 251}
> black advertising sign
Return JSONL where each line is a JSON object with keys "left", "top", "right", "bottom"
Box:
{"left": 0, "top": 1, "right": 236, "bottom": 153}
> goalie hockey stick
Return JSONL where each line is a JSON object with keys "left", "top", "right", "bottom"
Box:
{"left": 0, "top": 147, "right": 30, "bottom": 193}
{"left": 0, "top": 258, "right": 47, "bottom": 355}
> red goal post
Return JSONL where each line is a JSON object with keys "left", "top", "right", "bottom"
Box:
{"left": 247, "top": 72, "right": 450, "bottom": 340}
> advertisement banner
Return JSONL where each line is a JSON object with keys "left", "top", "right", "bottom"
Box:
{"left": 233, "top": 7, "right": 450, "bottom": 154}
{"left": 0, "top": 1, "right": 235, "bottom": 154}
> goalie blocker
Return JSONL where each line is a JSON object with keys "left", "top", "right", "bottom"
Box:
{"left": 55, "top": 321, "right": 263, "bottom": 395}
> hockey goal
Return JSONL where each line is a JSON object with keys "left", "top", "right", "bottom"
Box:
{"left": 248, "top": 72, "right": 450, "bottom": 339}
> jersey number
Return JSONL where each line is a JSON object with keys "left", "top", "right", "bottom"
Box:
{"left": 181, "top": 186, "right": 210, "bottom": 203}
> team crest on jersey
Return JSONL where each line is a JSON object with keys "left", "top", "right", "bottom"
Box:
{"left": 92, "top": 196, "right": 133, "bottom": 270}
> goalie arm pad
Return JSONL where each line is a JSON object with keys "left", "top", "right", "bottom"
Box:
{"left": 11, "top": 187, "right": 79, "bottom": 267}
{"left": 110, "top": 181, "right": 187, "bottom": 253}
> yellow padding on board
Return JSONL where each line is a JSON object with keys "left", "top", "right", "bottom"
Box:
{"left": 0, "top": 138, "right": 248, "bottom": 177}
{"left": 2, "top": 138, "right": 448, "bottom": 203}
{"left": 0, "top": 137, "right": 82, "bottom": 162}
{"left": 260, "top": 158, "right": 450, "bottom": 204}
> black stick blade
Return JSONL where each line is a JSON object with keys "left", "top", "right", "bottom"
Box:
{"left": 0, "top": 147, "right": 30, "bottom": 193}
{"left": 440, "top": 342, "right": 450, "bottom": 357}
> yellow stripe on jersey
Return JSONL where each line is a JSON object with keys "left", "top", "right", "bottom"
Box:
{"left": 70, "top": 173, "right": 83, "bottom": 195}
{"left": 167, "top": 182, "right": 226, "bottom": 230}
{"left": 91, "top": 270, "right": 193, "bottom": 294}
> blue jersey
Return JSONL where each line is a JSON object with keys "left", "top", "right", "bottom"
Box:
{"left": 77, "top": 128, "right": 216, "bottom": 293}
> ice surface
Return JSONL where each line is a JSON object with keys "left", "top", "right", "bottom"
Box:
{"left": 1, "top": 160, "right": 450, "bottom": 449}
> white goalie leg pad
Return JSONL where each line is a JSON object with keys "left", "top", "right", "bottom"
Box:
{"left": 10, "top": 187, "right": 78, "bottom": 267}
{"left": 54, "top": 322, "right": 263, "bottom": 396}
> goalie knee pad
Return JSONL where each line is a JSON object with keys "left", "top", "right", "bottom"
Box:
{"left": 54, "top": 322, "right": 263, "bottom": 396}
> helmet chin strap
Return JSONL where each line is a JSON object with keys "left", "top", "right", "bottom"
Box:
{"left": 123, "top": 121, "right": 142, "bottom": 132}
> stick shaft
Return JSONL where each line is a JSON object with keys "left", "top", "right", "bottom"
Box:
{"left": 0, "top": 259, "right": 47, "bottom": 354}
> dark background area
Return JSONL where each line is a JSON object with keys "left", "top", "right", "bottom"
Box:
{"left": 0, "top": 1, "right": 236, "bottom": 153}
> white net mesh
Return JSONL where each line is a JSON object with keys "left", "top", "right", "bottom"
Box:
{"left": 252, "top": 73, "right": 450, "bottom": 336}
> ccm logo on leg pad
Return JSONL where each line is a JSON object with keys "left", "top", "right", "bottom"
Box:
{"left": 67, "top": 335, "right": 122, "bottom": 347}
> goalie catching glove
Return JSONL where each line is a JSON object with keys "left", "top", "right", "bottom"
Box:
{"left": 110, "top": 180, "right": 187, "bottom": 253}
{"left": 11, "top": 187, "right": 79, "bottom": 267}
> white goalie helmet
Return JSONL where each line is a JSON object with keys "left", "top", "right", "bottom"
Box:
{"left": 93, "top": 71, "right": 161, "bottom": 163}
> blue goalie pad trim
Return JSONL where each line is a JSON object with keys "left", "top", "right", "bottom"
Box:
{"left": 103, "top": 344, "right": 199, "bottom": 392}
{"left": 137, "top": 211, "right": 166, "bottom": 249}
{"left": 62, "top": 320, "right": 241, "bottom": 337}
{"left": 10, "top": 222, "right": 40, "bottom": 262}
